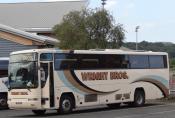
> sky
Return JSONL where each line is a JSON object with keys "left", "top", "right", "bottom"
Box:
{"left": 0, "top": 0, "right": 175, "bottom": 43}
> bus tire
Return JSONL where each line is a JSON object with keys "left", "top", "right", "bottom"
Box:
{"left": 59, "top": 95, "right": 73, "bottom": 114}
{"left": 0, "top": 93, "right": 8, "bottom": 108}
{"left": 132, "top": 89, "right": 145, "bottom": 107}
{"left": 32, "top": 110, "right": 46, "bottom": 115}
{"left": 107, "top": 103, "right": 120, "bottom": 109}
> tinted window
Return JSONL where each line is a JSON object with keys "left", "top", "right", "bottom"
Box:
{"left": 54, "top": 53, "right": 128, "bottom": 70}
{"left": 0, "top": 60, "right": 8, "bottom": 70}
{"left": 129, "top": 55, "right": 149, "bottom": 69}
{"left": 54, "top": 54, "right": 78, "bottom": 70}
{"left": 0, "top": 70, "right": 8, "bottom": 78}
{"left": 79, "top": 59, "right": 99, "bottom": 69}
{"left": 149, "top": 55, "right": 166, "bottom": 68}
{"left": 77, "top": 54, "right": 99, "bottom": 69}
{"left": 0, "top": 60, "right": 8, "bottom": 77}
{"left": 40, "top": 53, "right": 53, "bottom": 61}
{"left": 101, "top": 55, "right": 129, "bottom": 69}
{"left": 56, "top": 59, "right": 78, "bottom": 69}
{"left": 54, "top": 53, "right": 167, "bottom": 70}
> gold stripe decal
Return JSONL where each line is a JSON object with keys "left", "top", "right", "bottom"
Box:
{"left": 64, "top": 70, "right": 119, "bottom": 94}
{"left": 131, "top": 78, "right": 169, "bottom": 97}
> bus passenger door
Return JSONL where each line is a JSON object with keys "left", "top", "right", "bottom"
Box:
{"left": 40, "top": 62, "right": 55, "bottom": 108}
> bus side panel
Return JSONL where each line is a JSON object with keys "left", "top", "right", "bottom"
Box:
{"left": 53, "top": 67, "right": 169, "bottom": 108}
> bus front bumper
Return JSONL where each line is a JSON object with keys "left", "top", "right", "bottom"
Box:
{"left": 8, "top": 98, "right": 41, "bottom": 109}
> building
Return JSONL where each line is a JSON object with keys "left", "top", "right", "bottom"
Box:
{"left": 0, "top": 0, "right": 87, "bottom": 37}
{"left": 0, "top": 0, "right": 86, "bottom": 57}
{"left": 0, "top": 23, "right": 58, "bottom": 57}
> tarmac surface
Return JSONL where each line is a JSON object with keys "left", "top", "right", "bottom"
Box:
{"left": 1, "top": 102, "right": 175, "bottom": 118}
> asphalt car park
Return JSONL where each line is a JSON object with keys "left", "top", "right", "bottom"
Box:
{"left": 1, "top": 102, "right": 175, "bottom": 118}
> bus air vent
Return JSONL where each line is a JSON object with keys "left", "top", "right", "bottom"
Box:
{"left": 123, "top": 93, "right": 130, "bottom": 99}
{"left": 115, "top": 94, "right": 122, "bottom": 100}
{"left": 85, "top": 94, "right": 97, "bottom": 102}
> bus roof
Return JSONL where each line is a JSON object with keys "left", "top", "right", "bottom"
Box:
{"left": 10, "top": 48, "right": 168, "bottom": 55}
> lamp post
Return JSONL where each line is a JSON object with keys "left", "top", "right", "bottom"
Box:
{"left": 101, "top": 0, "right": 107, "bottom": 48}
{"left": 101, "top": 0, "right": 107, "bottom": 10}
{"left": 135, "top": 26, "right": 140, "bottom": 50}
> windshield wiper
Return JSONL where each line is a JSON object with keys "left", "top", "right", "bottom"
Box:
{"left": 26, "top": 86, "right": 31, "bottom": 92}
{"left": 8, "top": 87, "right": 12, "bottom": 91}
{"left": 23, "top": 82, "right": 31, "bottom": 92}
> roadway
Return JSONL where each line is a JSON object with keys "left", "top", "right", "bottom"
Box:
{"left": 1, "top": 102, "right": 175, "bottom": 118}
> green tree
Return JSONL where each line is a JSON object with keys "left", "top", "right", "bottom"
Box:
{"left": 170, "top": 58, "right": 175, "bottom": 68}
{"left": 53, "top": 8, "right": 125, "bottom": 50}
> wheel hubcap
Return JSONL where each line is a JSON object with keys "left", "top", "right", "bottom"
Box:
{"left": 0, "top": 99, "right": 7, "bottom": 106}
{"left": 136, "top": 94, "right": 143, "bottom": 105}
{"left": 62, "top": 99, "right": 71, "bottom": 111}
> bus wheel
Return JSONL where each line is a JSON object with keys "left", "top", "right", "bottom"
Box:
{"left": 0, "top": 94, "right": 8, "bottom": 108}
{"left": 107, "top": 103, "right": 120, "bottom": 109}
{"left": 32, "top": 110, "right": 46, "bottom": 115}
{"left": 59, "top": 95, "right": 73, "bottom": 114}
{"left": 0, "top": 98, "right": 7, "bottom": 108}
{"left": 133, "top": 89, "right": 145, "bottom": 107}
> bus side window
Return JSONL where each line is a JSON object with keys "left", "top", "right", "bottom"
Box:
{"left": 103, "top": 55, "right": 128, "bottom": 69}
{"left": 129, "top": 55, "right": 149, "bottom": 69}
{"left": 80, "top": 59, "right": 99, "bottom": 69}
{"left": 0, "top": 60, "right": 8, "bottom": 78}
{"left": 0, "top": 70, "right": 8, "bottom": 78}
{"left": 149, "top": 55, "right": 166, "bottom": 68}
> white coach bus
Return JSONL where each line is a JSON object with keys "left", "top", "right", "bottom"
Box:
{"left": 8, "top": 49, "right": 169, "bottom": 115}
{"left": 0, "top": 57, "right": 9, "bottom": 108}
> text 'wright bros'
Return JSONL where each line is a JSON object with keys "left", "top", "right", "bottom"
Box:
{"left": 81, "top": 71, "right": 129, "bottom": 81}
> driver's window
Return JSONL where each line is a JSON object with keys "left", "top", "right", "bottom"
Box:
{"left": 40, "top": 63, "right": 48, "bottom": 88}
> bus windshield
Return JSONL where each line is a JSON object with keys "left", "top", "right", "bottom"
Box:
{"left": 9, "top": 53, "right": 38, "bottom": 89}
